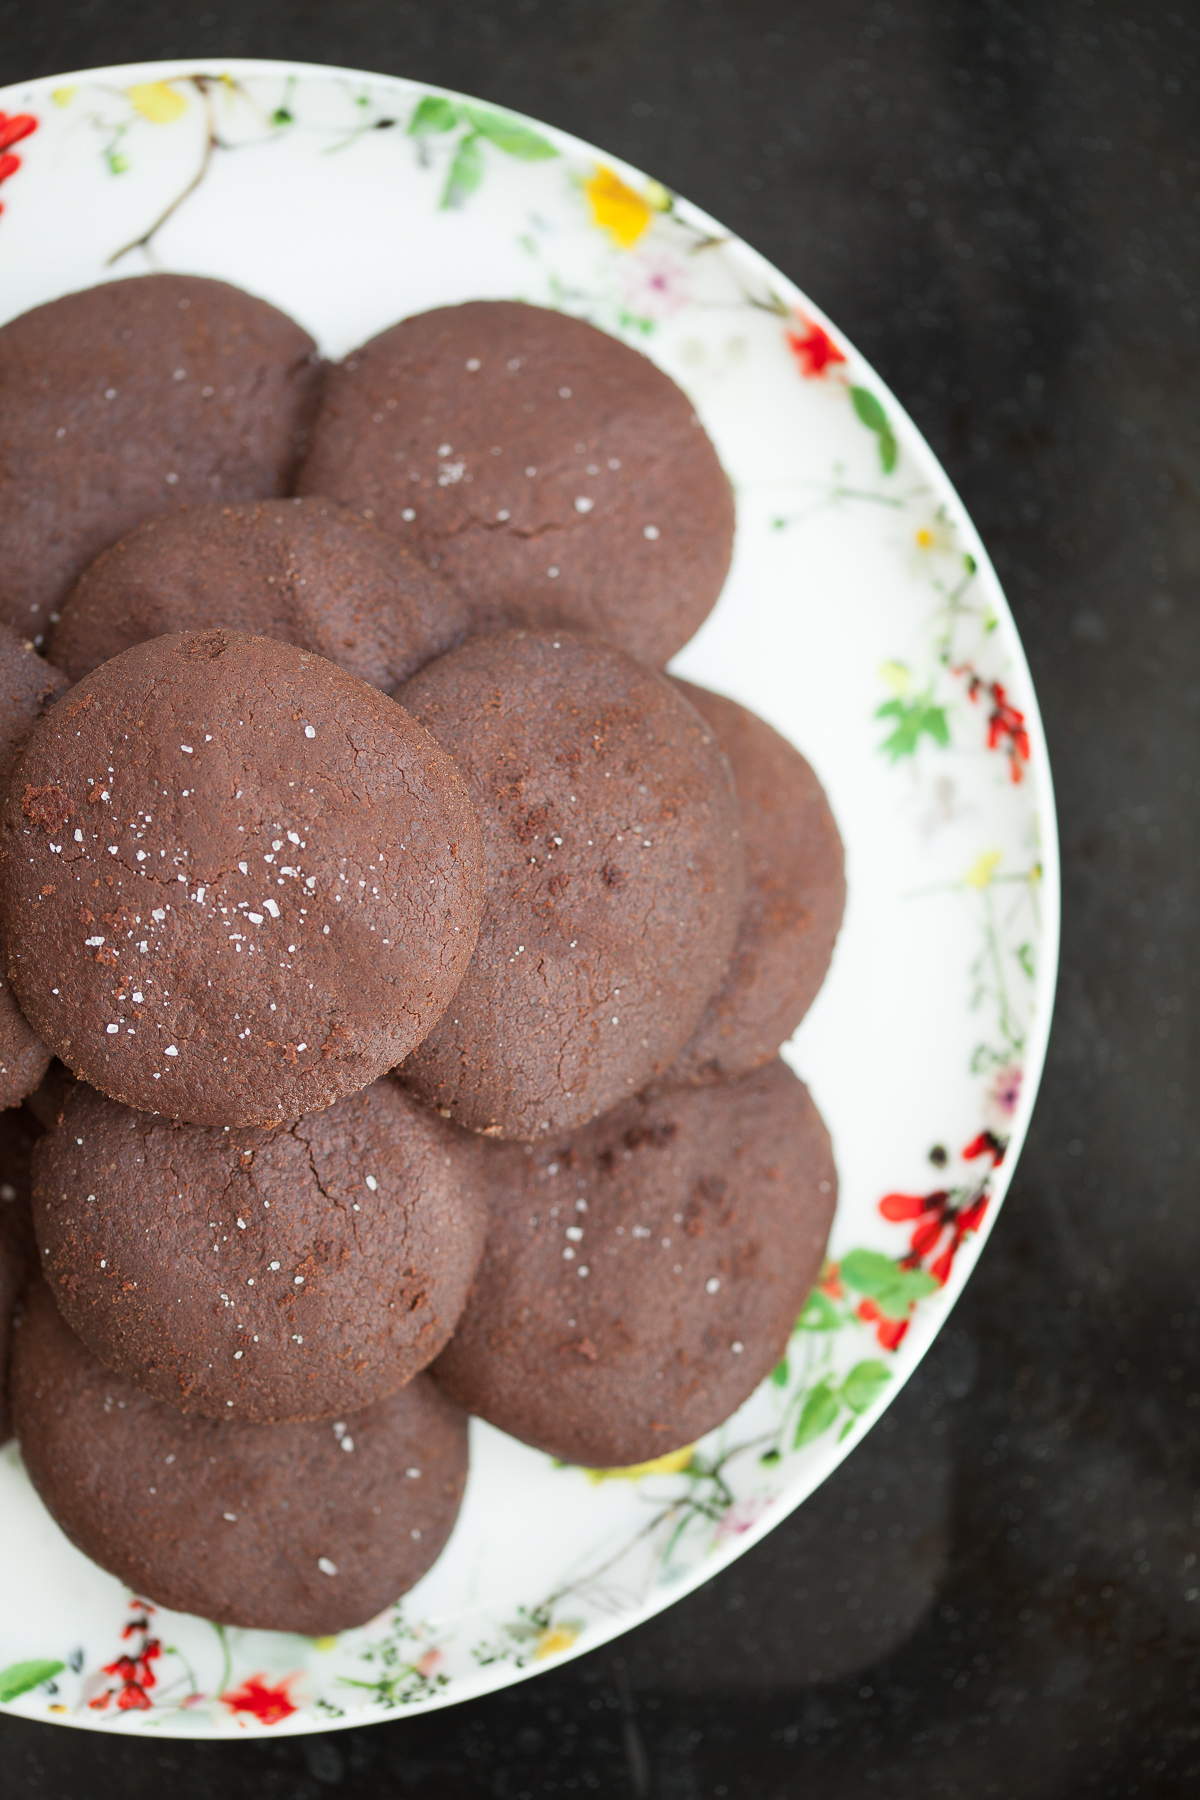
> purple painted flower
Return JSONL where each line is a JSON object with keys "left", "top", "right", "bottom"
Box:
{"left": 988, "top": 1064, "right": 1022, "bottom": 1122}
{"left": 716, "top": 1497, "right": 768, "bottom": 1542}
{"left": 622, "top": 252, "right": 691, "bottom": 321}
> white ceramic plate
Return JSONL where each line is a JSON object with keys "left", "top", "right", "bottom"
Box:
{"left": 0, "top": 59, "right": 1058, "bottom": 1737}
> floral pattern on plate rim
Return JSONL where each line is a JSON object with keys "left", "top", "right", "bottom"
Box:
{"left": 0, "top": 62, "right": 1058, "bottom": 1734}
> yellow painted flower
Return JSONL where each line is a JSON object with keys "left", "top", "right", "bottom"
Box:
{"left": 51, "top": 86, "right": 77, "bottom": 108}
{"left": 879, "top": 660, "right": 911, "bottom": 697}
{"left": 581, "top": 1444, "right": 694, "bottom": 1484}
{"left": 907, "top": 509, "right": 958, "bottom": 575}
{"left": 963, "top": 850, "right": 1002, "bottom": 890}
{"left": 311, "top": 1635, "right": 338, "bottom": 1652}
{"left": 584, "top": 165, "right": 654, "bottom": 247}
{"left": 534, "top": 1623, "right": 580, "bottom": 1660}
{"left": 128, "top": 82, "right": 188, "bottom": 124}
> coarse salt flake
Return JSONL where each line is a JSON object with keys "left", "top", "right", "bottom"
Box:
{"left": 304, "top": 725, "right": 316, "bottom": 738}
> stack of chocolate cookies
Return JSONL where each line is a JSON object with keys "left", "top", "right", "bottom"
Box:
{"left": 0, "top": 276, "right": 845, "bottom": 1637}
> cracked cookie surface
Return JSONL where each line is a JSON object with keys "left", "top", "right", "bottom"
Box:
{"left": 49, "top": 496, "right": 469, "bottom": 691}
{"left": 0, "top": 629, "right": 486, "bottom": 1126}
{"left": 32, "top": 1075, "right": 487, "bottom": 1421}
{"left": 297, "top": 299, "right": 734, "bottom": 667}
{"left": 0, "top": 273, "right": 321, "bottom": 644}
{"left": 397, "top": 630, "right": 745, "bottom": 1139}
{"left": 432, "top": 1059, "right": 836, "bottom": 1468}
{"left": 14, "top": 1278, "right": 469, "bottom": 1635}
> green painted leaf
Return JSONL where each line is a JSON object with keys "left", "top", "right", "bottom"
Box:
{"left": 838, "top": 1251, "right": 938, "bottom": 1322}
{"left": 409, "top": 95, "right": 459, "bottom": 135}
{"left": 839, "top": 1249, "right": 901, "bottom": 1298}
{"left": 869, "top": 1268, "right": 939, "bottom": 1321}
{"left": 963, "top": 551, "right": 977, "bottom": 574}
{"left": 461, "top": 105, "right": 557, "bottom": 160}
{"left": 841, "top": 1360, "right": 892, "bottom": 1414}
{"left": 849, "top": 385, "right": 888, "bottom": 432}
{"left": 1016, "top": 942, "right": 1035, "bottom": 979}
{"left": 272, "top": 107, "right": 293, "bottom": 127}
{"left": 760, "top": 1447, "right": 781, "bottom": 1466}
{"left": 441, "top": 132, "right": 484, "bottom": 209}
{"left": 875, "top": 691, "right": 949, "bottom": 761}
{"left": 771, "top": 1356, "right": 790, "bottom": 1387}
{"left": 0, "top": 1659, "right": 65, "bottom": 1702}
{"left": 794, "top": 1381, "right": 841, "bottom": 1448}
{"left": 796, "top": 1288, "right": 842, "bottom": 1332}
{"left": 849, "top": 386, "right": 899, "bottom": 473}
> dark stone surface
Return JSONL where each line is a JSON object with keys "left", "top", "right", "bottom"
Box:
{"left": 1, "top": 0, "right": 1196, "bottom": 1792}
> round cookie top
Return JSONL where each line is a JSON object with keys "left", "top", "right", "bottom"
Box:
{"left": 432, "top": 1059, "right": 837, "bottom": 1469}
{"left": 13, "top": 1279, "right": 469, "bottom": 1636}
{"left": 33, "top": 1076, "right": 488, "bottom": 1422}
{"left": 297, "top": 300, "right": 735, "bottom": 667}
{"left": 0, "top": 630, "right": 486, "bottom": 1127}
{"left": 396, "top": 631, "right": 745, "bottom": 1139}
{"left": 49, "top": 497, "right": 470, "bottom": 690}
{"left": 0, "top": 273, "right": 320, "bottom": 644}
{"left": 665, "top": 682, "right": 845, "bottom": 1083}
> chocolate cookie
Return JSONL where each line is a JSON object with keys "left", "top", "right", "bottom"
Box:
{"left": 0, "top": 626, "right": 68, "bottom": 1107}
{"left": 0, "top": 624, "right": 70, "bottom": 795}
{"left": 297, "top": 301, "right": 734, "bottom": 667}
{"left": 0, "top": 274, "right": 320, "bottom": 643}
{"left": 397, "top": 631, "right": 745, "bottom": 1139}
{"left": 13, "top": 1280, "right": 468, "bottom": 1634}
{"left": 432, "top": 1058, "right": 836, "bottom": 1467}
{"left": 0, "top": 630, "right": 486, "bottom": 1127}
{"left": 49, "top": 498, "right": 469, "bottom": 690}
{"left": 665, "top": 682, "right": 845, "bottom": 1082}
{"left": 0, "top": 972, "right": 50, "bottom": 1111}
{"left": 33, "top": 1076, "right": 487, "bottom": 1421}
{"left": 0, "top": 1104, "right": 39, "bottom": 1444}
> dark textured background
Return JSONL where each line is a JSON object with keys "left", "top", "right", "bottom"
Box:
{"left": 1, "top": 2, "right": 1197, "bottom": 1794}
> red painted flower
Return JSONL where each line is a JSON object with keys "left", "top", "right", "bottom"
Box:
{"left": 817, "top": 1261, "right": 844, "bottom": 1299}
{"left": 116, "top": 1681, "right": 154, "bottom": 1711}
{"left": 220, "top": 1674, "right": 300, "bottom": 1726}
{"left": 90, "top": 1601, "right": 162, "bottom": 1711}
{"left": 879, "top": 1190, "right": 945, "bottom": 1222}
{"left": 0, "top": 113, "right": 37, "bottom": 153}
{"left": 956, "top": 665, "right": 1031, "bottom": 782}
{"left": 786, "top": 312, "right": 847, "bottom": 378}
{"left": 0, "top": 112, "right": 37, "bottom": 216}
{"left": 877, "top": 1150, "right": 997, "bottom": 1294}
{"left": 856, "top": 1298, "right": 909, "bottom": 1350}
{"left": 962, "top": 1130, "right": 1006, "bottom": 1167}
